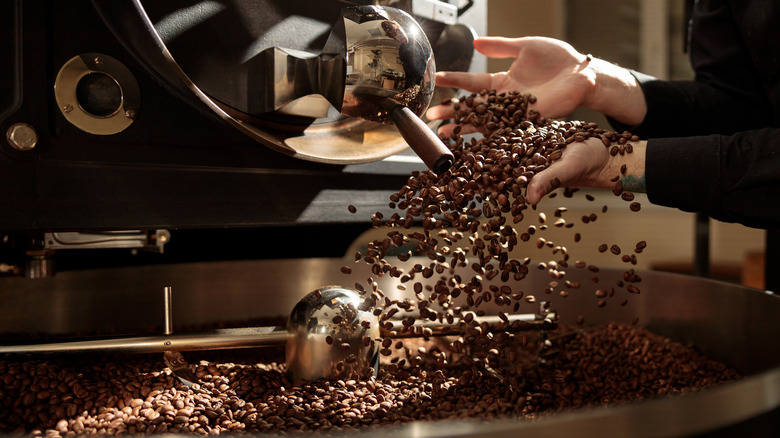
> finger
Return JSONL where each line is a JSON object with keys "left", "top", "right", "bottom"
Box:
{"left": 473, "top": 37, "right": 526, "bottom": 58}
{"left": 435, "top": 71, "right": 495, "bottom": 93}
{"left": 434, "top": 121, "right": 458, "bottom": 138}
{"left": 425, "top": 104, "right": 455, "bottom": 121}
{"left": 434, "top": 121, "right": 480, "bottom": 138}
{"left": 525, "top": 177, "right": 550, "bottom": 205}
{"left": 525, "top": 168, "right": 563, "bottom": 205}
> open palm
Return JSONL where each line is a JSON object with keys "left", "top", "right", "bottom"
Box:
{"left": 427, "top": 37, "right": 595, "bottom": 125}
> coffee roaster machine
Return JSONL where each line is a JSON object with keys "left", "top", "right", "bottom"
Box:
{"left": 1, "top": 1, "right": 779, "bottom": 436}
{"left": 0, "top": 0, "right": 483, "bottom": 274}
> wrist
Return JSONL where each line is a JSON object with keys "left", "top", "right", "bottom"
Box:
{"left": 583, "top": 59, "right": 648, "bottom": 127}
{"left": 597, "top": 140, "right": 647, "bottom": 190}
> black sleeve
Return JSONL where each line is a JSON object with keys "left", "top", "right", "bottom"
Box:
{"left": 646, "top": 127, "right": 780, "bottom": 229}
{"left": 615, "top": 72, "right": 773, "bottom": 139}
{"left": 610, "top": 0, "right": 773, "bottom": 138}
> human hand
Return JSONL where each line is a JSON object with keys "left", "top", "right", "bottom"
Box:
{"left": 427, "top": 37, "right": 596, "bottom": 135}
{"left": 426, "top": 36, "right": 647, "bottom": 135}
{"left": 525, "top": 138, "right": 646, "bottom": 205}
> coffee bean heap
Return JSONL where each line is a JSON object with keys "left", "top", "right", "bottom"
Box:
{"left": 0, "top": 323, "right": 739, "bottom": 436}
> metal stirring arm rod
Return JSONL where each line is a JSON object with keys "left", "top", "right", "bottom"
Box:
{"left": 0, "top": 314, "right": 553, "bottom": 356}
{"left": 390, "top": 313, "right": 557, "bottom": 338}
{"left": 0, "top": 326, "right": 289, "bottom": 355}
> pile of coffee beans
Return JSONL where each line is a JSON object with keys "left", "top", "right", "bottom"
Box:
{"left": 0, "top": 323, "right": 739, "bottom": 435}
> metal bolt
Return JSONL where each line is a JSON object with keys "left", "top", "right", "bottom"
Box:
{"left": 6, "top": 123, "right": 38, "bottom": 151}
{"left": 125, "top": 109, "right": 136, "bottom": 119}
{"left": 94, "top": 56, "right": 103, "bottom": 65}
{"left": 62, "top": 104, "right": 73, "bottom": 113}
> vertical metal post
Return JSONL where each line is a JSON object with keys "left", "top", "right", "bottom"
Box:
{"left": 161, "top": 285, "right": 196, "bottom": 386}
{"left": 164, "top": 286, "right": 173, "bottom": 335}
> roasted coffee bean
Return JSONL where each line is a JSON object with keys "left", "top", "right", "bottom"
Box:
{"left": 630, "top": 202, "right": 642, "bottom": 212}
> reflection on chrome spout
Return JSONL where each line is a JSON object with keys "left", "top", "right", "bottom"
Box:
{"left": 257, "top": 5, "right": 435, "bottom": 124}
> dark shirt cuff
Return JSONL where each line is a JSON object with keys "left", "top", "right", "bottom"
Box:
{"left": 645, "top": 135, "right": 720, "bottom": 214}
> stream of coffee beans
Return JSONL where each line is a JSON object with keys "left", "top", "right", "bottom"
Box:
{"left": 346, "top": 89, "right": 651, "bottom": 379}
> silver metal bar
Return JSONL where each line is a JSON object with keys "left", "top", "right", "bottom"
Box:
{"left": 0, "top": 326, "right": 289, "bottom": 355}
{"left": 387, "top": 313, "right": 557, "bottom": 337}
{"left": 164, "top": 285, "right": 173, "bottom": 335}
{"left": 0, "top": 312, "right": 553, "bottom": 355}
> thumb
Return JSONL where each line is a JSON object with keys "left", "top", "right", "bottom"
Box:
{"left": 526, "top": 171, "right": 561, "bottom": 205}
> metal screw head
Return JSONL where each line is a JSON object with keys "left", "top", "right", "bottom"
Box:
{"left": 6, "top": 123, "right": 38, "bottom": 151}
{"left": 62, "top": 104, "right": 73, "bottom": 113}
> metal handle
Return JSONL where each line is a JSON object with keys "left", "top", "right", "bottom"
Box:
{"left": 389, "top": 104, "right": 454, "bottom": 174}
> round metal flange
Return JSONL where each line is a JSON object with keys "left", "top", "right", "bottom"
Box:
{"left": 54, "top": 53, "right": 140, "bottom": 135}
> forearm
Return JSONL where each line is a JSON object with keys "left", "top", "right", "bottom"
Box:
{"left": 646, "top": 128, "right": 780, "bottom": 229}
